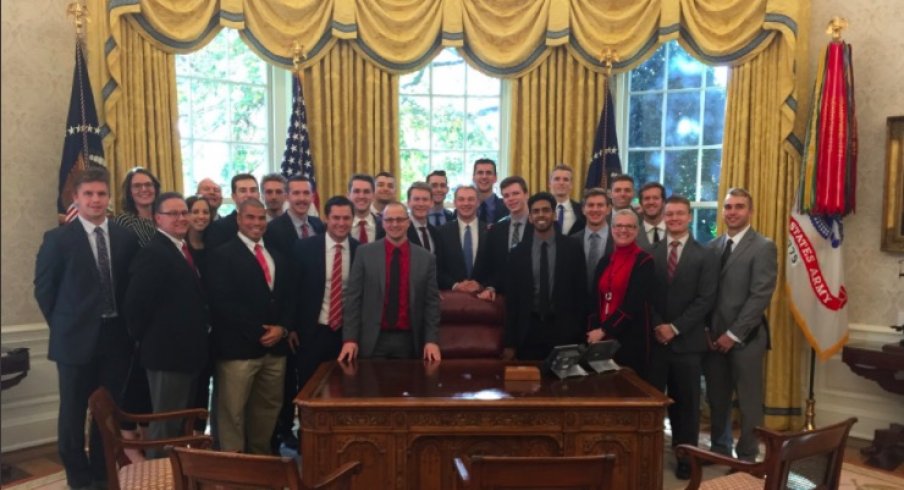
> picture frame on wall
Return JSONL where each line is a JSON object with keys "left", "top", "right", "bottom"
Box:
{"left": 882, "top": 116, "right": 904, "bottom": 253}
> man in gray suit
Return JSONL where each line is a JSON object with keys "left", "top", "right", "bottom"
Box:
{"left": 649, "top": 195, "right": 718, "bottom": 480}
{"left": 338, "top": 202, "right": 442, "bottom": 361}
{"left": 635, "top": 182, "right": 666, "bottom": 251}
{"left": 703, "top": 188, "right": 777, "bottom": 462}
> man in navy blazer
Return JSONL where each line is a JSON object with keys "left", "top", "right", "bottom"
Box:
{"left": 475, "top": 176, "right": 531, "bottom": 300}
{"left": 34, "top": 168, "right": 140, "bottom": 489}
{"left": 435, "top": 185, "right": 487, "bottom": 291}
{"left": 426, "top": 170, "right": 454, "bottom": 227}
{"left": 123, "top": 192, "right": 208, "bottom": 456}
{"left": 205, "top": 173, "right": 261, "bottom": 250}
{"left": 549, "top": 164, "right": 586, "bottom": 235}
{"left": 473, "top": 158, "right": 509, "bottom": 225}
{"left": 405, "top": 182, "right": 440, "bottom": 253}
{"left": 293, "top": 196, "right": 359, "bottom": 391}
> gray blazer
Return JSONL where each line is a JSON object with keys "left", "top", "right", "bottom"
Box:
{"left": 708, "top": 229, "right": 777, "bottom": 342}
{"left": 343, "top": 239, "right": 441, "bottom": 358}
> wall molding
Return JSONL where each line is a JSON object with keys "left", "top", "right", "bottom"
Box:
{"left": 1, "top": 322, "right": 58, "bottom": 452}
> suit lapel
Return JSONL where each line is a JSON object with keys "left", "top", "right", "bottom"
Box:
{"left": 73, "top": 221, "right": 101, "bottom": 282}
{"left": 724, "top": 231, "right": 754, "bottom": 273}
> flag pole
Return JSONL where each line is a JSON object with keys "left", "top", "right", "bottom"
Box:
{"left": 597, "top": 48, "right": 619, "bottom": 190}
{"left": 291, "top": 40, "right": 305, "bottom": 85}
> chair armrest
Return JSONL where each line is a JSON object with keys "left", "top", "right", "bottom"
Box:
{"left": 309, "top": 461, "right": 362, "bottom": 490}
{"left": 453, "top": 457, "right": 471, "bottom": 486}
{"left": 123, "top": 435, "right": 213, "bottom": 452}
{"left": 675, "top": 444, "right": 765, "bottom": 490}
{"left": 120, "top": 407, "right": 208, "bottom": 424}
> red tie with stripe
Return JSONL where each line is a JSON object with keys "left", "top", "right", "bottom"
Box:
{"left": 328, "top": 244, "right": 344, "bottom": 330}
{"left": 253, "top": 244, "right": 272, "bottom": 287}
{"left": 667, "top": 240, "right": 680, "bottom": 282}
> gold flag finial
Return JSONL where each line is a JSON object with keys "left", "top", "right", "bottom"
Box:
{"left": 826, "top": 17, "right": 848, "bottom": 41}
{"left": 67, "top": 0, "right": 88, "bottom": 38}
{"left": 599, "top": 48, "right": 620, "bottom": 77}
{"left": 291, "top": 41, "right": 306, "bottom": 73}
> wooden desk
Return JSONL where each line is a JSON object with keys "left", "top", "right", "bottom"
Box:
{"left": 296, "top": 360, "right": 670, "bottom": 489}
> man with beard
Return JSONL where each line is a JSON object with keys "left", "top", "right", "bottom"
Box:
{"left": 371, "top": 171, "right": 397, "bottom": 215}
{"left": 636, "top": 182, "right": 666, "bottom": 251}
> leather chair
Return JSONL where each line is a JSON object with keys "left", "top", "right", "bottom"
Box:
{"left": 454, "top": 454, "right": 616, "bottom": 489}
{"left": 438, "top": 290, "right": 505, "bottom": 358}
{"left": 675, "top": 417, "right": 857, "bottom": 490}
{"left": 168, "top": 446, "right": 362, "bottom": 490}
{"left": 88, "top": 387, "right": 212, "bottom": 490}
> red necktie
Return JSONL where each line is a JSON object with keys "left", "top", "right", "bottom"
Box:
{"left": 253, "top": 244, "right": 272, "bottom": 287}
{"left": 667, "top": 240, "right": 680, "bottom": 282}
{"left": 357, "top": 220, "right": 368, "bottom": 243}
{"left": 328, "top": 244, "right": 344, "bottom": 330}
{"left": 181, "top": 242, "right": 199, "bottom": 276}
{"left": 300, "top": 223, "right": 310, "bottom": 238}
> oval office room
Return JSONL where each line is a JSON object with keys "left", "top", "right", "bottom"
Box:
{"left": 2, "top": 1, "right": 903, "bottom": 489}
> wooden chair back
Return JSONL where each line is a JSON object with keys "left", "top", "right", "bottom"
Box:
{"left": 88, "top": 386, "right": 143, "bottom": 488}
{"left": 762, "top": 417, "right": 857, "bottom": 490}
{"left": 454, "top": 454, "right": 616, "bottom": 489}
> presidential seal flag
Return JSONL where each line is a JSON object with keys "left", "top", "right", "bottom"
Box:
{"left": 58, "top": 39, "right": 106, "bottom": 224}
{"left": 584, "top": 85, "right": 621, "bottom": 190}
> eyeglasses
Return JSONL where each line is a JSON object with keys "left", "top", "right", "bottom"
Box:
{"left": 131, "top": 182, "right": 155, "bottom": 190}
{"left": 158, "top": 211, "right": 190, "bottom": 217}
{"left": 382, "top": 217, "right": 409, "bottom": 224}
{"left": 612, "top": 224, "right": 637, "bottom": 230}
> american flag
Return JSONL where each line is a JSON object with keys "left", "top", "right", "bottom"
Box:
{"left": 280, "top": 73, "right": 319, "bottom": 209}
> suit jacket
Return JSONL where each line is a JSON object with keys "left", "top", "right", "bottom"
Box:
{"left": 429, "top": 208, "right": 455, "bottom": 227}
{"left": 34, "top": 219, "right": 139, "bottom": 364}
{"left": 206, "top": 236, "right": 294, "bottom": 360}
{"left": 406, "top": 222, "right": 440, "bottom": 253}
{"left": 504, "top": 233, "right": 588, "bottom": 350}
{"left": 205, "top": 210, "right": 238, "bottom": 250}
{"left": 435, "top": 220, "right": 487, "bottom": 289}
{"left": 569, "top": 226, "right": 615, "bottom": 284}
{"left": 343, "top": 239, "right": 441, "bottom": 358}
{"left": 557, "top": 199, "right": 586, "bottom": 235}
{"left": 293, "top": 234, "right": 359, "bottom": 339}
{"left": 474, "top": 216, "right": 532, "bottom": 293}
{"left": 708, "top": 229, "right": 777, "bottom": 342}
{"left": 649, "top": 237, "right": 718, "bottom": 354}
{"left": 264, "top": 212, "right": 325, "bottom": 261}
{"left": 635, "top": 220, "right": 665, "bottom": 251}
{"left": 123, "top": 232, "right": 208, "bottom": 372}
{"left": 477, "top": 194, "right": 510, "bottom": 226}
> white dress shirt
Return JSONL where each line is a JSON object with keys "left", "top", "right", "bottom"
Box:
{"left": 318, "top": 234, "right": 351, "bottom": 325}
{"left": 353, "top": 213, "right": 378, "bottom": 243}
{"left": 557, "top": 200, "right": 576, "bottom": 234}
{"left": 238, "top": 232, "right": 275, "bottom": 290}
{"left": 643, "top": 220, "right": 666, "bottom": 245}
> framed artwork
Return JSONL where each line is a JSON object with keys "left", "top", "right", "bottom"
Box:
{"left": 882, "top": 116, "right": 904, "bottom": 252}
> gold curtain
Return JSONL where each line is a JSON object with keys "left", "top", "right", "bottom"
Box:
{"left": 301, "top": 41, "right": 400, "bottom": 201}
{"left": 508, "top": 47, "right": 609, "bottom": 197}
{"left": 718, "top": 37, "right": 804, "bottom": 431}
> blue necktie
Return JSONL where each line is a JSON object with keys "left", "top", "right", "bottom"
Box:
{"left": 557, "top": 204, "right": 565, "bottom": 231}
{"left": 463, "top": 224, "right": 473, "bottom": 277}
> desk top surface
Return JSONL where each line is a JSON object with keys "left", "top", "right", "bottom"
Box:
{"left": 296, "top": 360, "right": 669, "bottom": 407}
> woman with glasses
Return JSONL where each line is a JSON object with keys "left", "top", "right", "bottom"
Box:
{"left": 587, "top": 209, "right": 655, "bottom": 380}
{"left": 113, "top": 168, "right": 160, "bottom": 247}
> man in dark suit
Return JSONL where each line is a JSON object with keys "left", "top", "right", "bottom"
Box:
{"left": 205, "top": 173, "right": 260, "bottom": 249}
{"left": 635, "top": 182, "right": 666, "bottom": 251}
{"left": 196, "top": 178, "right": 224, "bottom": 219}
{"left": 502, "top": 192, "right": 587, "bottom": 361}
{"left": 123, "top": 192, "right": 208, "bottom": 457}
{"left": 648, "top": 195, "right": 718, "bottom": 480}
{"left": 338, "top": 202, "right": 441, "bottom": 361}
{"left": 570, "top": 188, "right": 614, "bottom": 293}
{"left": 294, "top": 196, "right": 359, "bottom": 391}
{"left": 704, "top": 188, "right": 777, "bottom": 462}
{"left": 261, "top": 173, "right": 288, "bottom": 222}
{"left": 549, "top": 163, "right": 585, "bottom": 235}
{"left": 263, "top": 174, "right": 324, "bottom": 449}
{"left": 436, "top": 185, "right": 487, "bottom": 291}
{"left": 473, "top": 158, "right": 509, "bottom": 225}
{"left": 348, "top": 174, "right": 385, "bottom": 244}
{"left": 206, "top": 199, "right": 294, "bottom": 454}
{"left": 475, "top": 176, "right": 531, "bottom": 300}
{"left": 426, "top": 170, "right": 454, "bottom": 227}
{"left": 406, "top": 182, "right": 440, "bottom": 253}
{"left": 34, "top": 168, "right": 140, "bottom": 489}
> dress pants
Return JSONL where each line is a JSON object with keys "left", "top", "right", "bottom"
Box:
{"left": 216, "top": 354, "right": 286, "bottom": 454}
{"left": 145, "top": 370, "right": 198, "bottom": 458}
{"left": 297, "top": 325, "right": 344, "bottom": 392}
{"left": 648, "top": 346, "right": 702, "bottom": 450}
{"left": 55, "top": 319, "right": 130, "bottom": 488}
{"left": 371, "top": 331, "right": 415, "bottom": 359}
{"left": 702, "top": 329, "right": 766, "bottom": 460}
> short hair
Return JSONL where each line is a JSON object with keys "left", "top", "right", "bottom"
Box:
{"left": 120, "top": 167, "right": 161, "bottom": 214}
{"left": 638, "top": 182, "right": 666, "bottom": 200}
{"left": 286, "top": 175, "right": 313, "bottom": 187}
{"left": 406, "top": 181, "right": 432, "bottom": 200}
{"left": 726, "top": 187, "right": 754, "bottom": 210}
{"left": 610, "top": 174, "right": 635, "bottom": 188}
{"left": 665, "top": 194, "right": 691, "bottom": 210}
{"left": 75, "top": 167, "right": 111, "bottom": 191}
{"left": 472, "top": 158, "right": 497, "bottom": 175}
{"left": 528, "top": 192, "right": 556, "bottom": 210}
{"left": 186, "top": 194, "right": 211, "bottom": 214}
{"left": 231, "top": 173, "right": 258, "bottom": 193}
{"left": 500, "top": 175, "right": 528, "bottom": 193}
{"left": 237, "top": 198, "right": 265, "bottom": 213}
{"left": 382, "top": 201, "right": 408, "bottom": 216}
{"left": 612, "top": 208, "right": 639, "bottom": 223}
{"left": 582, "top": 187, "right": 611, "bottom": 206}
{"left": 426, "top": 169, "right": 447, "bottom": 182}
{"left": 347, "top": 173, "right": 375, "bottom": 192}
{"left": 550, "top": 163, "right": 574, "bottom": 177}
{"left": 454, "top": 184, "right": 479, "bottom": 199}
{"left": 260, "top": 173, "right": 287, "bottom": 190}
{"left": 375, "top": 171, "right": 395, "bottom": 180}
{"left": 323, "top": 196, "right": 354, "bottom": 217}
{"left": 152, "top": 191, "right": 185, "bottom": 215}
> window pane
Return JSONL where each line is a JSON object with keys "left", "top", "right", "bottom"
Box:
{"left": 182, "top": 34, "right": 228, "bottom": 80}
{"left": 192, "top": 79, "right": 230, "bottom": 140}
{"left": 665, "top": 92, "right": 701, "bottom": 147}
{"left": 227, "top": 33, "right": 266, "bottom": 84}
{"left": 400, "top": 150, "right": 429, "bottom": 185}
{"left": 667, "top": 42, "right": 704, "bottom": 89}
{"left": 700, "top": 149, "right": 721, "bottom": 201}
{"left": 663, "top": 150, "right": 698, "bottom": 200}
{"left": 399, "top": 95, "right": 431, "bottom": 150}
{"left": 431, "top": 97, "right": 465, "bottom": 150}
{"left": 467, "top": 67, "right": 500, "bottom": 96}
{"left": 231, "top": 84, "right": 268, "bottom": 142}
{"left": 707, "top": 66, "right": 729, "bottom": 88}
{"left": 694, "top": 208, "right": 718, "bottom": 244}
{"left": 466, "top": 97, "right": 500, "bottom": 150}
{"left": 432, "top": 49, "right": 466, "bottom": 96}
{"left": 627, "top": 150, "right": 662, "bottom": 185}
{"left": 431, "top": 151, "right": 465, "bottom": 181}
{"left": 192, "top": 141, "right": 230, "bottom": 188}
{"left": 401, "top": 68, "right": 430, "bottom": 95}
{"left": 629, "top": 93, "right": 662, "bottom": 147}
{"left": 230, "top": 144, "right": 268, "bottom": 180}
{"left": 703, "top": 89, "right": 726, "bottom": 145}
{"left": 177, "top": 77, "right": 192, "bottom": 139}
{"left": 630, "top": 47, "right": 666, "bottom": 92}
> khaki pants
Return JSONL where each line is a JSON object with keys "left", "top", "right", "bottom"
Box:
{"left": 215, "top": 354, "right": 285, "bottom": 454}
